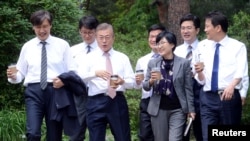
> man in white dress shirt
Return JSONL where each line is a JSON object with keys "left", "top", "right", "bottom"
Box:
{"left": 174, "top": 13, "right": 203, "bottom": 141}
{"left": 69, "top": 15, "right": 99, "bottom": 141}
{"left": 6, "top": 10, "right": 77, "bottom": 141}
{"left": 194, "top": 11, "right": 248, "bottom": 141}
{"left": 134, "top": 24, "right": 165, "bottom": 141}
{"left": 77, "top": 23, "right": 135, "bottom": 141}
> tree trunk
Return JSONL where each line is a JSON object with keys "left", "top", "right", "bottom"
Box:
{"left": 154, "top": 0, "right": 190, "bottom": 45}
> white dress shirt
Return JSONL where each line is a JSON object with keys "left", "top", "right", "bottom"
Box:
{"left": 70, "top": 40, "right": 98, "bottom": 58}
{"left": 239, "top": 75, "right": 249, "bottom": 98}
{"left": 8, "top": 35, "right": 76, "bottom": 86}
{"left": 175, "top": 39, "right": 199, "bottom": 72}
{"left": 194, "top": 36, "right": 248, "bottom": 91}
{"left": 77, "top": 48, "right": 135, "bottom": 96}
{"left": 134, "top": 51, "right": 156, "bottom": 99}
{"left": 174, "top": 39, "right": 199, "bottom": 59}
{"left": 70, "top": 40, "right": 99, "bottom": 69}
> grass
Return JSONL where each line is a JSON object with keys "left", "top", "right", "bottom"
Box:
{"left": 0, "top": 109, "right": 129, "bottom": 141}
{"left": 0, "top": 110, "right": 26, "bottom": 141}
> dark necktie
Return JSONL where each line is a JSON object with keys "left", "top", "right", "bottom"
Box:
{"left": 104, "top": 52, "right": 116, "bottom": 98}
{"left": 211, "top": 43, "right": 220, "bottom": 92}
{"left": 87, "top": 45, "right": 91, "bottom": 54}
{"left": 186, "top": 45, "right": 192, "bottom": 60}
{"left": 40, "top": 41, "right": 47, "bottom": 90}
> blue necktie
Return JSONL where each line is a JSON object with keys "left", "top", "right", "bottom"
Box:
{"left": 87, "top": 45, "right": 91, "bottom": 54}
{"left": 211, "top": 43, "right": 220, "bottom": 92}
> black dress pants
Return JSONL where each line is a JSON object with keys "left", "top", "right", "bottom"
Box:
{"left": 139, "top": 98, "right": 154, "bottom": 141}
{"left": 86, "top": 92, "right": 131, "bottom": 141}
{"left": 25, "top": 83, "right": 63, "bottom": 141}
{"left": 69, "top": 95, "right": 88, "bottom": 141}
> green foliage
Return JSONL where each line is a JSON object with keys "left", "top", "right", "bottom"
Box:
{"left": 228, "top": 11, "right": 250, "bottom": 49}
{"left": 113, "top": 0, "right": 158, "bottom": 34}
{"left": 88, "top": 0, "right": 117, "bottom": 23}
{"left": 0, "top": 109, "right": 26, "bottom": 141}
{"left": 228, "top": 11, "right": 250, "bottom": 124}
{"left": 0, "top": 1, "right": 31, "bottom": 109}
{"left": 125, "top": 90, "right": 141, "bottom": 140}
{"left": 0, "top": 109, "right": 70, "bottom": 141}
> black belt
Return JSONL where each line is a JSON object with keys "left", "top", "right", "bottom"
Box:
{"left": 90, "top": 91, "right": 124, "bottom": 97}
{"left": 27, "top": 82, "right": 53, "bottom": 87}
{"left": 205, "top": 89, "right": 239, "bottom": 95}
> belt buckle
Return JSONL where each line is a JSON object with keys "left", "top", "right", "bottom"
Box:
{"left": 217, "top": 90, "right": 223, "bottom": 95}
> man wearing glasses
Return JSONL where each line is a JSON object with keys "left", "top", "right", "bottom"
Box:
{"left": 70, "top": 15, "right": 99, "bottom": 141}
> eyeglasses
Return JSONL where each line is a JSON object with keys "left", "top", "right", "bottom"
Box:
{"left": 80, "top": 31, "right": 95, "bottom": 36}
{"left": 157, "top": 41, "right": 168, "bottom": 47}
{"left": 98, "top": 36, "right": 112, "bottom": 41}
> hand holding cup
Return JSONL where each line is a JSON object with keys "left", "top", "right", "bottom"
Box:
{"left": 7, "top": 63, "right": 17, "bottom": 79}
{"left": 110, "top": 75, "right": 119, "bottom": 88}
{"left": 135, "top": 70, "right": 144, "bottom": 85}
{"left": 151, "top": 67, "right": 161, "bottom": 80}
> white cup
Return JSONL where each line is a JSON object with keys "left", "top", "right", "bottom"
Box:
{"left": 136, "top": 70, "right": 144, "bottom": 80}
{"left": 151, "top": 67, "right": 161, "bottom": 80}
{"left": 110, "top": 75, "right": 118, "bottom": 87}
{"left": 8, "top": 63, "right": 17, "bottom": 73}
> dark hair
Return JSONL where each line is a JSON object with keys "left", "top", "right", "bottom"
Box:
{"left": 205, "top": 11, "right": 228, "bottom": 32}
{"left": 156, "top": 31, "right": 177, "bottom": 51}
{"left": 148, "top": 24, "right": 166, "bottom": 35}
{"left": 180, "top": 13, "right": 200, "bottom": 29}
{"left": 30, "top": 10, "right": 53, "bottom": 26}
{"left": 79, "top": 15, "right": 99, "bottom": 30}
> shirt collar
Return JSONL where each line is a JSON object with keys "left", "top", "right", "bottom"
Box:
{"left": 84, "top": 40, "right": 97, "bottom": 46}
{"left": 35, "top": 35, "right": 52, "bottom": 46}
{"left": 184, "top": 39, "right": 199, "bottom": 50}
{"left": 98, "top": 47, "right": 115, "bottom": 56}
{"left": 214, "top": 35, "right": 228, "bottom": 47}
{"left": 150, "top": 50, "right": 159, "bottom": 56}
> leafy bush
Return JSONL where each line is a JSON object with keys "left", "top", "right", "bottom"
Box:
{"left": 0, "top": 109, "right": 26, "bottom": 141}
{"left": 228, "top": 11, "right": 250, "bottom": 124}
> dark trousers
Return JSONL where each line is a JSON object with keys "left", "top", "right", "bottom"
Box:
{"left": 25, "top": 83, "right": 63, "bottom": 141}
{"left": 69, "top": 95, "right": 88, "bottom": 141}
{"left": 138, "top": 98, "right": 154, "bottom": 141}
{"left": 86, "top": 92, "right": 131, "bottom": 141}
{"left": 200, "top": 89, "right": 242, "bottom": 141}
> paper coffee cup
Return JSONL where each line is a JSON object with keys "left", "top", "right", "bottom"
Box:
{"left": 136, "top": 70, "right": 144, "bottom": 80}
{"left": 8, "top": 63, "right": 17, "bottom": 73}
{"left": 110, "top": 75, "right": 118, "bottom": 87}
{"left": 151, "top": 67, "right": 161, "bottom": 80}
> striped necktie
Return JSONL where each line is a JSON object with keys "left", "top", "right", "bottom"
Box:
{"left": 40, "top": 41, "right": 47, "bottom": 90}
{"left": 186, "top": 45, "right": 192, "bottom": 60}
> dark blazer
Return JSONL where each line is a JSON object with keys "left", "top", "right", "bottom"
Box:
{"left": 50, "top": 71, "right": 87, "bottom": 136}
{"left": 143, "top": 55, "right": 194, "bottom": 116}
